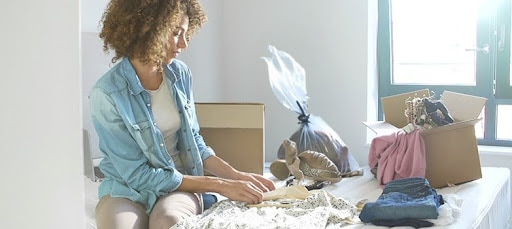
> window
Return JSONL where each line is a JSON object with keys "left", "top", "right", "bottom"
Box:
{"left": 378, "top": 0, "right": 512, "bottom": 146}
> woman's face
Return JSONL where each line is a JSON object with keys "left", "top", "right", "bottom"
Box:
{"left": 165, "top": 14, "right": 189, "bottom": 64}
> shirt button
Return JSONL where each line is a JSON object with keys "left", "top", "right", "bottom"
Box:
{"left": 160, "top": 143, "right": 164, "bottom": 147}
{"left": 147, "top": 103, "right": 151, "bottom": 107}
{"left": 154, "top": 122, "right": 157, "bottom": 126}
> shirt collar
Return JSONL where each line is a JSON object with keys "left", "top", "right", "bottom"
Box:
{"left": 121, "top": 58, "right": 181, "bottom": 95}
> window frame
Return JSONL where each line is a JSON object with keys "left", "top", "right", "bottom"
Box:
{"left": 496, "top": 0, "right": 512, "bottom": 99}
{"left": 377, "top": 0, "right": 512, "bottom": 147}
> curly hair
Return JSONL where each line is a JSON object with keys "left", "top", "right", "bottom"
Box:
{"left": 99, "top": 0, "right": 207, "bottom": 68}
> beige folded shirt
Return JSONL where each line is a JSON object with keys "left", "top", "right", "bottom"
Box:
{"left": 248, "top": 185, "right": 310, "bottom": 208}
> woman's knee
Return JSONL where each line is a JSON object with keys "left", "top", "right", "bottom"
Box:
{"left": 95, "top": 195, "right": 149, "bottom": 229}
{"left": 149, "top": 208, "right": 183, "bottom": 229}
{"left": 149, "top": 192, "right": 201, "bottom": 229}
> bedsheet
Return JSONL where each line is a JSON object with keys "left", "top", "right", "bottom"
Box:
{"left": 83, "top": 166, "right": 511, "bottom": 229}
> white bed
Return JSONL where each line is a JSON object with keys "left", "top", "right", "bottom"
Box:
{"left": 84, "top": 166, "right": 511, "bottom": 229}
{"left": 323, "top": 166, "right": 511, "bottom": 229}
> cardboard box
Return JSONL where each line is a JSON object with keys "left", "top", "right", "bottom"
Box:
{"left": 364, "top": 89, "right": 487, "bottom": 188}
{"left": 195, "top": 103, "right": 265, "bottom": 175}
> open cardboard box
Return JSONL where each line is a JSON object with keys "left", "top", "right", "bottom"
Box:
{"left": 195, "top": 103, "right": 265, "bottom": 175}
{"left": 364, "top": 89, "right": 487, "bottom": 188}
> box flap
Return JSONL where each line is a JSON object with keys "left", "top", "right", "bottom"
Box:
{"left": 362, "top": 121, "right": 400, "bottom": 136}
{"left": 381, "top": 89, "right": 430, "bottom": 128}
{"left": 441, "top": 91, "right": 487, "bottom": 121}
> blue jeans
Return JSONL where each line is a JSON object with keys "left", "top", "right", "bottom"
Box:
{"left": 359, "top": 177, "right": 441, "bottom": 223}
{"left": 202, "top": 193, "right": 218, "bottom": 210}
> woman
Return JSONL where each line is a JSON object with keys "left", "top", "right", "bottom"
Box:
{"left": 90, "top": 0, "right": 276, "bottom": 228}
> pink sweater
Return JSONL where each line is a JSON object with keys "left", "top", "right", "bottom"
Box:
{"left": 368, "top": 129, "right": 426, "bottom": 186}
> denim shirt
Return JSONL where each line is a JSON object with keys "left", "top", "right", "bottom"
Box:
{"left": 89, "top": 58, "right": 215, "bottom": 213}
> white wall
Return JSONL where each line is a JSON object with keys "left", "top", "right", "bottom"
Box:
{"left": 0, "top": 1, "right": 84, "bottom": 229}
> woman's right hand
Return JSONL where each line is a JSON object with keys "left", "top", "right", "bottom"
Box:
{"left": 216, "top": 179, "right": 264, "bottom": 204}
{"left": 179, "top": 175, "right": 265, "bottom": 204}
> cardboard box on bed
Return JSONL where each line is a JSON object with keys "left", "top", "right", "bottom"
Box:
{"left": 364, "top": 89, "right": 487, "bottom": 188}
{"left": 195, "top": 103, "right": 265, "bottom": 175}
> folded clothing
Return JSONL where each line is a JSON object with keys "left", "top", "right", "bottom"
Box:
{"left": 359, "top": 177, "right": 442, "bottom": 223}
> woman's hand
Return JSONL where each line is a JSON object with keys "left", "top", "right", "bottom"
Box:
{"left": 234, "top": 171, "right": 276, "bottom": 193}
{"left": 201, "top": 155, "right": 276, "bottom": 203}
{"left": 218, "top": 171, "right": 276, "bottom": 204}
{"left": 216, "top": 179, "right": 265, "bottom": 204}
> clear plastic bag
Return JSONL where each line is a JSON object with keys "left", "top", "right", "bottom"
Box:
{"left": 262, "top": 45, "right": 359, "bottom": 173}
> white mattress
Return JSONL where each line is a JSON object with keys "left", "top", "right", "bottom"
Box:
{"left": 322, "top": 166, "right": 511, "bottom": 229}
{"left": 83, "top": 166, "right": 511, "bottom": 229}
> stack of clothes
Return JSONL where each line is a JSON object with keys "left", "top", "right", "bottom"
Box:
{"left": 359, "top": 177, "right": 445, "bottom": 228}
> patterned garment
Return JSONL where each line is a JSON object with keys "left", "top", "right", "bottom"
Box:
{"left": 172, "top": 190, "right": 358, "bottom": 229}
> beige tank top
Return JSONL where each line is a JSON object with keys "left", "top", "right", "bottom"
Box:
{"left": 148, "top": 78, "right": 184, "bottom": 173}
